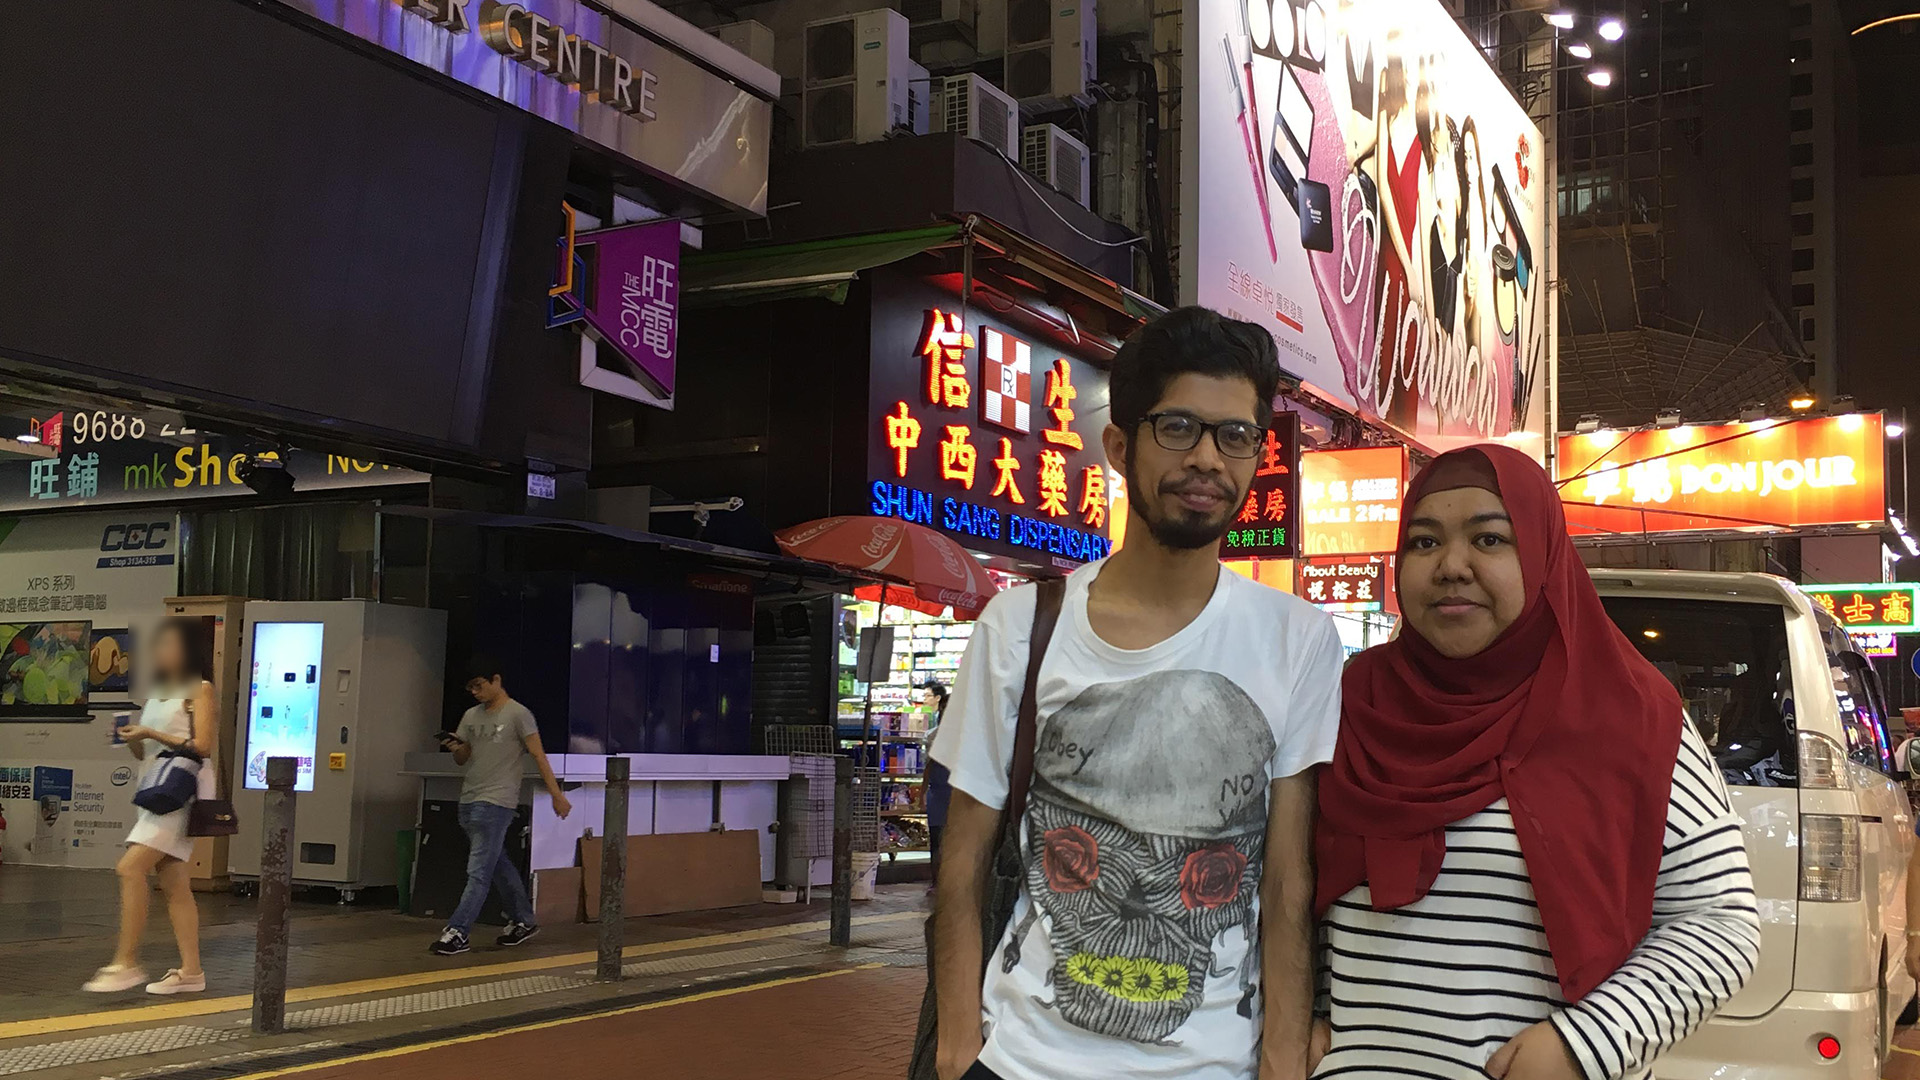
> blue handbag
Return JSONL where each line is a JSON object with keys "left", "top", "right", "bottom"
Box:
{"left": 133, "top": 749, "right": 202, "bottom": 815}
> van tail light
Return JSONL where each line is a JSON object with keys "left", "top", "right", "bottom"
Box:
{"left": 1799, "top": 814, "right": 1862, "bottom": 903}
{"left": 1797, "top": 731, "right": 1854, "bottom": 790}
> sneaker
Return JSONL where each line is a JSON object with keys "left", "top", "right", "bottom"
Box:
{"left": 146, "top": 969, "right": 207, "bottom": 996}
{"left": 429, "top": 928, "right": 471, "bottom": 956}
{"left": 82, "top": 965, "right": 148, "bottom": 993}
{"left": 496, "top": 922, "right": 540, "bottom": 947}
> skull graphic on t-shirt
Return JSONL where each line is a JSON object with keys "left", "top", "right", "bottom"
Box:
{"left": 1000, "top": 669, "right": 1277, "bottom": 1044}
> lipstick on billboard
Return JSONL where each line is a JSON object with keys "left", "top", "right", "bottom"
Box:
{"left": 1224, "top": 35, "right": 1279, "bottom": 261}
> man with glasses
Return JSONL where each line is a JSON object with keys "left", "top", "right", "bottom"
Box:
{"left": 930, "top": 307, "right": 1344, "bottom": 1080}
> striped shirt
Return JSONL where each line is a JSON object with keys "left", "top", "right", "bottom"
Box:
{"left": 1313, "top": 722, "right": 1761, "bottom": 1080}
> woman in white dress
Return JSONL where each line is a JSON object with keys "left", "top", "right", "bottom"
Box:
{"left": 83, "top": 618, "right": 218, "bottom": 995}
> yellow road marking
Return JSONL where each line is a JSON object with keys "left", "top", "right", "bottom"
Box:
{"left": 224, "top": 967, "right": 876, "bottom": 1080}
{"left": 1894, "top": 1041, "right": 1920, "bottom": 1058}
{"left": 0, "top": 911, "right": 919, "bottom": 1041}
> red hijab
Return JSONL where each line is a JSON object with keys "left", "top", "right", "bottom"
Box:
{"left": 1313, "top": 444, "right": 1682, "bottom": 1003}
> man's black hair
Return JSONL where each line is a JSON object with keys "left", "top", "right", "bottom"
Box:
{"left": 1108, "top": 306, "right": 1282, "bottom": 433}
{"left": 465, "top": 653, "right": 504, "bottom": 685}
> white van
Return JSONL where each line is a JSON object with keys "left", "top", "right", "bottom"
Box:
{"left": 1591, "top": 569, "right": 1915, "bottom": 1079}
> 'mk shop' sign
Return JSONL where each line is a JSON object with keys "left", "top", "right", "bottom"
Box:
{"left": 866, "top": 276, "right": 1114, "bottom": 565}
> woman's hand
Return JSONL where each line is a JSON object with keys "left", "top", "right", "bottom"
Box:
{"left": 1307, "top": 1018, "right": 1332, "bottom": 1074}
{"left": 1487, "top": 1022, "right": 1582, "bottom": 1080}
{"left": 120, "top": 725, "right": 157, "bottom": 745}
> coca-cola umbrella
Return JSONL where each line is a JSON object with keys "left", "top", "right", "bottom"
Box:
{"left": 774, "top": 516, "right": 999, "bottom": 619}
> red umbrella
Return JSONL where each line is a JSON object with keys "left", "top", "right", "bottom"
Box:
{"left": 775, "top": 517, "right": 999, "bottom": 618}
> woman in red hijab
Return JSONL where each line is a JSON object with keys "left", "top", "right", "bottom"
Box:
{"left": 1308, "top": 445, "right": 1759, "bottom": 1080}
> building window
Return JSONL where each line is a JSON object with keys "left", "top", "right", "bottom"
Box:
{"left": 1792, "top": 177, "right": 1815, "bottom": 202}
{"left": 1792, "top": 248, "right": 1815, "bottom": 272}
{"left": 1791, "top": 73, "right": 1813, "bottom": 97}
{"left": 1789, "top": 3, "right": 1812, "bottom": 26}
{"left": 1790, "top": 39, "right": 1812, "bottom": 62}
{"left": 1793, "top": 213, "right": 1815, "bottom": 236}
{"left": 1802, "top": 318, "right": 1816, "bottom": 340}
{"left": 1793, "top": 283, "right": 1815, "bottom": 307}
{"left": 1791, "top": 143, "right": 1814, "bottom": 166}
{"left": 1791, "top": 108, "right": 1814, "bottom": 132}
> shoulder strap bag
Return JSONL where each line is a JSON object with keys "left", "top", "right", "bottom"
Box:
{"left": 907, "top": 577, "right": 1067, "bottom": 1080}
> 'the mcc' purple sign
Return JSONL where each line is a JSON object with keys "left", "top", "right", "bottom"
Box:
{"left": 576, "top": 219, "right": 680, "bottom": 397}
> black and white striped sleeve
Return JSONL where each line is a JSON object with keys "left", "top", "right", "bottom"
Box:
{"left": 1549, "top": 721, "right": 1762, "bottom": 1080}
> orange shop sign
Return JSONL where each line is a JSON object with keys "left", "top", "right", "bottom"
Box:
{"left": 1300, "top": 447, "right": 1409, "bottom": 556}
{"left": 1556, "top": 415, "right": 1886, "bottom": 535}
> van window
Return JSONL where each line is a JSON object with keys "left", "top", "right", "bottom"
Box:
{"left": 1829, "top": 654, "right": 1893, "bottom": 773}
{"left": 1599, "top": 595, "right": 1796, "bottom": 787}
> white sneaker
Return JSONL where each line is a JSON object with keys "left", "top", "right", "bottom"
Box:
{"left": 82, "top": 965, "right": 148, "bottom": 993}
{"left": 145, "top": 969, "right": 207, "bottom": 996}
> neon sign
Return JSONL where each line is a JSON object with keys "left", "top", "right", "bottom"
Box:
{"left": 1801, "top": 583, "right": 1920, "bottom": 634}
{"left": 869, "top": 482, "right": 1112, "bottom": 561}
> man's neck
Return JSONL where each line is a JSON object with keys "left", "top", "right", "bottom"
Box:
{"left": 484, "top": 693, "right": 513, "bottom": 713}
{"left": 1097, "top": 517, "right": 1222, "bottom": 608}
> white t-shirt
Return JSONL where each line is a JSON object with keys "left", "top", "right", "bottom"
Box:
{"left": 933, "top": 560, "right": 1344, "bottom": 1080}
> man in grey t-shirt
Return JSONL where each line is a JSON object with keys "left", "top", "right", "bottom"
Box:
{"left": 430, "top": 656, "right": 573, "bottom": 956}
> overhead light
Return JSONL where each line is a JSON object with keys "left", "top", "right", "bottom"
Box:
{"left": 1654, "top": 408, "right": 1682, "bottom": 429}
{"left": 1642, "top": 628, "right": 1661, "bottom": 639}
{"left": 1831, "top": 394, "right": 1856, "bottom": 413}
{"left": 1857, "top": 522, "right": 1878, "bottom": 530}
{"left": 1789, "top": 394, "right": 1817, "bottom": 411}
{"left": 1586, "top": 69, "right": 1615, "bottom": 87}
{"left": 1546, "top": 11, "right": 1576, "bottom": 29}
{"left": 1888, "top": 422, "right": 1906, "bottom": 438}
{"left": 1739, "top": 402, "right": 1769, "bottom": 423}
{"left": 1598, "top": 18, "right": 1625, "bottom": 40}
{"left": 13, "top": 432, "right": 39, "bottom": 445}
{"left": 1567, "top": 41, "right": 1594, "bottom": 59}
{"left": 1574, "top": 414, "right": 1606, "bottom": 434}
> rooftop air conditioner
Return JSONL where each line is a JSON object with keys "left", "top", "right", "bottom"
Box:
{"left": 1001, "top": 0, "right": 1096, "bottom": 104}
{"left": 932, "top": 73, "right": 1020, "bottom": 161}
{"left": 1021, "top": 123, "right": 1091, "bottom": 209}
{"left": 802, "top": 8, "right": 911, "bottom": 148}
{"left": 709, "top": 20, "right": 775, "bottom": 71}
{"left": 907, "top": 61, "right": 932, "bottom": 135}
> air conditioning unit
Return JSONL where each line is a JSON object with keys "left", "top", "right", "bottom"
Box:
{"left": 1021, "top": 124, "right": 1091, "bottom": 209}
{"left": 802, "top": 8, "right": 911, "bottom": 148}
{"left": 1002, "top": 0, "right": 1096, "bottom": 103}
{"left": 709, "top": 20, "right": 775, "bottom": 71}
{"left": 932, "top": 73, "right": 1020, "bottom": 161}
{"left": 906, "top": 62, "right": 932, "bottom": 135}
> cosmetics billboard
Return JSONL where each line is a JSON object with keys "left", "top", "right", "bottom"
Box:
{"left": 1183, "top": 0, "right": 1549, "bottom": 456}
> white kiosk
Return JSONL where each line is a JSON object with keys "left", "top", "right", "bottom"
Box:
{"left": 229, "top": 600, "right": 446, "bottom": 898}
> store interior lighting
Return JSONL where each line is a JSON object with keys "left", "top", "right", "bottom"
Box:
{"left": 1545, "top": 11, "right": 1577, "bottom": 29}
{"left": 1567, "top": 41, "right": 1594, "bottom": 59}
{"left": 1586, "top": 69, "right": 1615, "bottom": 87}
{"left": 1598, "top": 18, "right": 1625, "bottom": 40}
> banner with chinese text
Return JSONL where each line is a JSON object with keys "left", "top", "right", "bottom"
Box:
{"left": 1301, "top": 447, "right": 1408, "bottom": 556}
{"left": 1220, "top": 412, "right": 1300, "bottom": 558}
{"left": 1801, "top": 583, "right": 1918, "bottom": 634}
{"left": 866, "top": 274, "right": 1114, "bottom": 566}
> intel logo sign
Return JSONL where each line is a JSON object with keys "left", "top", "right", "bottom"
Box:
{"left": 110, "top": 767, "right": 133, "bottom": 787}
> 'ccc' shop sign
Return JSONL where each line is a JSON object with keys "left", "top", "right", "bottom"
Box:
{"left": 865, "top": 276, "right": 1115, "bottom": 565}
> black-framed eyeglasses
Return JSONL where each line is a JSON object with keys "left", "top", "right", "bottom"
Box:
{"left": 1140, "top": 412, "right": 1266, "bottom": 459}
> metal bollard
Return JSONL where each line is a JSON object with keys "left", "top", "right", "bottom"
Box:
{"left": 253, "top": 756, "right": 298, "bottom": 1035}
{"left": 597, "top": 757, "right": 629, "bottom": 981}
{"left": 831, "top": 757, "right": 852, "bottom": 947}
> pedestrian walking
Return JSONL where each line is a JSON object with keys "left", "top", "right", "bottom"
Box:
{"left": 84, "top": 617, "right": 218, "bottom": 995}
{"left": 430, "top": 656, "right": 572, "bottom": 957}
{"left": 1313, "top": 445, "right": 1762, "bottom": 1080}
{"left": 915, "top": 307, "right": 1346, "bottom": 1080}
{"left": 921, "top": 682, "right": 952, "bottom": 886}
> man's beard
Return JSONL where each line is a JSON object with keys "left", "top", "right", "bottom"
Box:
{"left": 1124, "top": 459, "right": 1246, "bottom": 552}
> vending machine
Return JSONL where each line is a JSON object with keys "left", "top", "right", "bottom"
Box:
{"left": 229, "top": 601, "right": 446, "bottom": 896}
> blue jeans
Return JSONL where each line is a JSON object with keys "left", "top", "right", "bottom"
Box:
{"left": 448, "top": 801, "right": 533, "bottom": 934}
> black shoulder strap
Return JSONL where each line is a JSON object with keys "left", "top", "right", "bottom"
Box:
{"left": 1000, "top": 578, "right": 1067, "bottom": 845}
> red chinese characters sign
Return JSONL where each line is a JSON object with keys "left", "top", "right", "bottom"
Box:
{"left": 868, "top": 277, "right": 1114, "bottom": 565}
{"left": 1219, "top": 413, "right": 1301, "bottom": 559}
{"left": 1801, "top": 583, "right": 1919, "bottom": 634}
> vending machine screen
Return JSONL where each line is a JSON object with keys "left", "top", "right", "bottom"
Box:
{"left": 242, "top": 622, "right": 324, "bottom": 792}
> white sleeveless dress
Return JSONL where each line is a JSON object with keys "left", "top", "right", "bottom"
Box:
{"left": 124, "top": 688, "right": 214, "bottom": 862}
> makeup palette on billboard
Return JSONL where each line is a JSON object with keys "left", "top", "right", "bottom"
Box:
{"left": 1186, "top": 0, "right": 1549, "bottom": 453}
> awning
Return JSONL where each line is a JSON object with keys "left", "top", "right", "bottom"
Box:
{"left": 377, "top": 505, "right": 869, "bottom": 591}
{"left": 681, "top": 224, "right": 964, "bottom": 307}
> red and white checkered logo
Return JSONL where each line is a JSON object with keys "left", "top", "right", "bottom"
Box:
{"left": 980, "top": 327, "right": 1031, "bottom": 434}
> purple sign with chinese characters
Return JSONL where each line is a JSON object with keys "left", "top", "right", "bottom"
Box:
{"left": 569, "top": 219, "right": 680, "bottom": 397}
